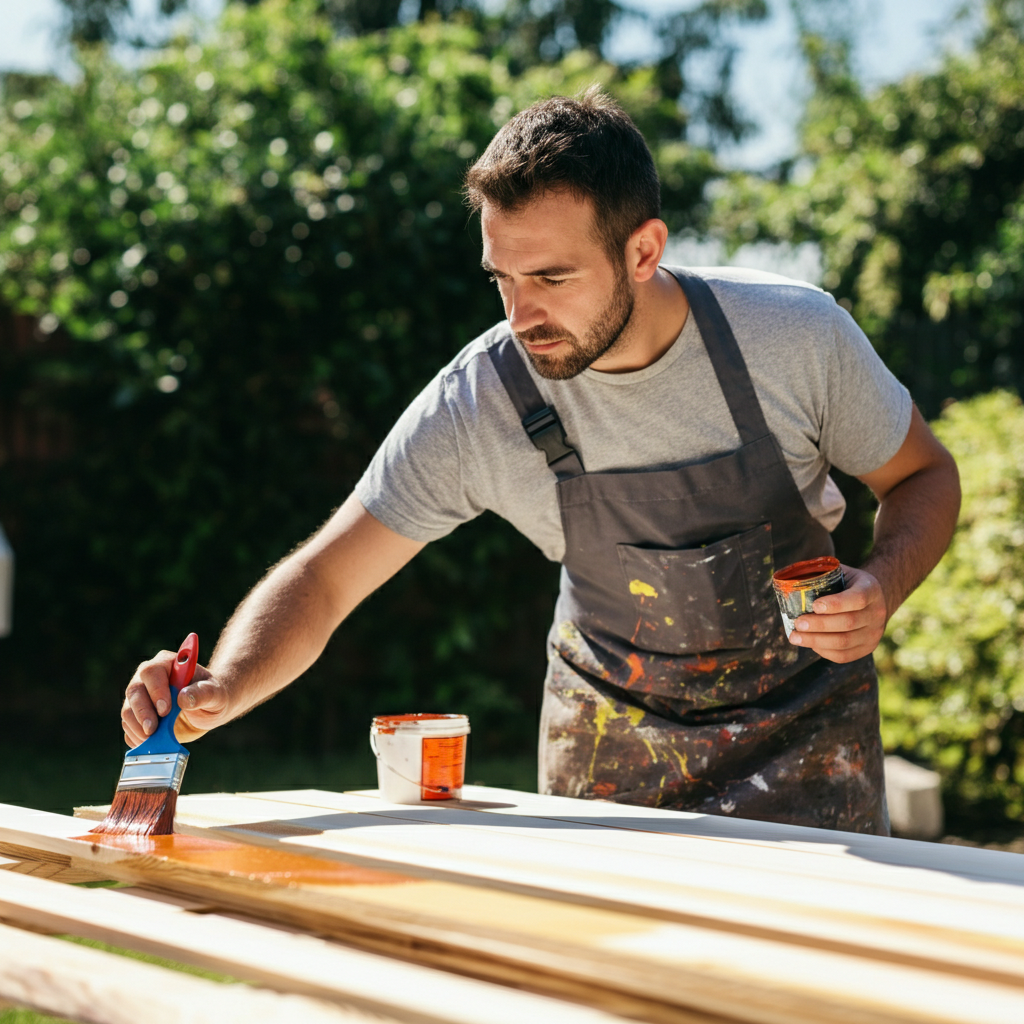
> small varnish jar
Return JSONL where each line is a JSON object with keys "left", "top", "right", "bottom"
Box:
{"left": 772, "top": 556, "right": 845, "bottom": 637}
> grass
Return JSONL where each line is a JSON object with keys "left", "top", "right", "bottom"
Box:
{"left": 0, "top": 935, "right": 240, "bottom": 1024}
{"left": 0, "top": 1009, "right": 74, "bottom": 1024}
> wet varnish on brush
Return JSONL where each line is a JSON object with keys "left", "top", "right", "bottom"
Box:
{"left": 91, "top": 633, "right": 198, "bottom": 837}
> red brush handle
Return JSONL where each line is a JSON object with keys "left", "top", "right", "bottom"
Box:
{"left": 168, "top": 633, "right": 199, "bottom": 692}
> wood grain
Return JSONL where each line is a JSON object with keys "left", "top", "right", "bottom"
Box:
{"left": 0, "top": 868, "right": 630, "bottom": 1024}
{"left": 76, "top": 789, "right": 1024, "bottom": 992}
{"left": 9, "top": 800, "right": 1024, "bottom": 1024}
{"left": 0, "top": 919, "right": 394, "bottom": 1024}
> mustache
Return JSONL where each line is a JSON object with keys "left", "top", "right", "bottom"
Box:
{"left": 516, "top": 325, "right": 574, "bottom": 345}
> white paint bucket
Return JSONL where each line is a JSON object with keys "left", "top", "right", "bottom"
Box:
{"left": 370, "top": 713, "right": 470, "bottom": 804}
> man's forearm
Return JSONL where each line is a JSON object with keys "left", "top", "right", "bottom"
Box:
{"left": 206, "top": 553, "right": 345, "bottom": 722}
{"left": 861, "top": 454, "right": 960, "bottom": 620}
{"left": 122, "top": 496, "right": 425, "bottom": 748}
{"left": 789, "top": 408, "right": 959, "bottom": 664}
{"left": 202, "top": 496, "right": 426, "bottom": 725}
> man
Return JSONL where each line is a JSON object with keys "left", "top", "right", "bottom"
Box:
{"left": 122, "top": 90, "right": 960, "bottom": 834}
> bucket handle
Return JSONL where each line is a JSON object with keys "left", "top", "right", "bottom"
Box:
{"left": 369, "top": 730, "right": 463, "bottom": 798}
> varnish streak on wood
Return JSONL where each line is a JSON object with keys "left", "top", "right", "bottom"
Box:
{"left": 72, "top": 832, "right": 416, "bottom": 888}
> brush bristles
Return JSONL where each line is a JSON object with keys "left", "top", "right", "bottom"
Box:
{"left": 90, "top": 787, "right": 179, "bottom": 836}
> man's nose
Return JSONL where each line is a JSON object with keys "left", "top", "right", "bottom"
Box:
{"left": 507, "top": 282, "right": 545, "bottom": 333}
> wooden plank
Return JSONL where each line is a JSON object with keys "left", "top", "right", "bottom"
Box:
{"left": 9, "top": 801, "right": 1024, "bottom": 1024}
{"left": 0, "top": 919, "right": 393, "bottom": 1024}
{"left": 264, "top": 786, "right": 1024, "bottom": 887}
{"left": 1, "top": 845, "right": 114, "bottom": 884}
{"left": 449, "top": 785, "right": 1024, "bottom": 878}
{"left": 217, "top": 787, "right": 1024, "bottom": 906}
{"left": 1, "top": 855, "right": 113, "bottom": 884}
{"left": 0, "top": 867, "right": 632, "bottom": 1024}
{"left": 0, "top": 803, "right": 739, "bottom": 1024}
{"left": 79, "top": 787, "right": 1023, "bottom": 918}
{"left": 79, "top": 789, "right": 1024, "bottom": 989}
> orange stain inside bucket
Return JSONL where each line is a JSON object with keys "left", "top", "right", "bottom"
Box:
{"left": 772, "top": 556, "right": 842, "bottom": 591}
{"left": 371, "top": 712, "right": 463, "bottom": 735}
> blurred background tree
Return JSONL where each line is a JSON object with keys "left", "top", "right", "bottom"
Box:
{"left": 713, "top": 0, "right": 1024, "bottom": 415}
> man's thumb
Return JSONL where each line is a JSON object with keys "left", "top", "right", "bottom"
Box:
{"left": 177, "top": 677, "right": 222, "bottom": 713}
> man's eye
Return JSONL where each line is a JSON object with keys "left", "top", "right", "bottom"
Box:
{"left": 544, "top": 278, "right": 566, "bottom": 287}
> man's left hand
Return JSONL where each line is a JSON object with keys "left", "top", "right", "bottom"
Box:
{"left": 786, "top": 564, "right": 888, "bottom": 663}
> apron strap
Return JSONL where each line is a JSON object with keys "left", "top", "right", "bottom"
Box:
{"left": 487, "top": 336, "right": 585, "bottom": 478}
{"left": 668, "top": 268, "right": 772, "bottom": 446}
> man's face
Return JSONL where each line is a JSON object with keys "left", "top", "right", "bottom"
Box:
{"left": 480, "top": 191, "right": 635, "bottom": 380}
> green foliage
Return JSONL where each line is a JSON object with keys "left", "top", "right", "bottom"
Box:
{"left": 0, "top": 0, "right": 722, "bottom": 757}
{"left": 0, "top": 1009, "right": 74, "bottom": 1024}
{"left": 875, "top": 391, "right": 1024, "bottom": 823}
{"left": 54, "top": 0, "right": 768, "bottom": 145}
{"left": 713, "top": 0, "right": 1024, "bottom": 414}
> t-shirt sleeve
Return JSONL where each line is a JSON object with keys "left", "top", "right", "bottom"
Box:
{"left": 354, "top": 371, "right": 483, "bottom": 542}
{"left": 819, "top": 300, "right": 913, "bottom": 477}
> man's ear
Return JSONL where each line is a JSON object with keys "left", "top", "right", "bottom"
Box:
{"left": 628, "top": 218, "right": 669, "bottom": 282}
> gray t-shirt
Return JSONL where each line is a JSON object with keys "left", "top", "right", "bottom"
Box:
{"left": 355, "top": 266, "right": 913, "bottom": 563}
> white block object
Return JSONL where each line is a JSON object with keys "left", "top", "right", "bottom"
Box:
{"left": 0, "top": 524, "right": 12, "bottom": 637}
{"left": 885, "top": 754, "right": 944, "bottom": 839}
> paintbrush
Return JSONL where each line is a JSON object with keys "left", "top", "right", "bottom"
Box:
{"left": 91, "top": 633, "right": 198, "bottom": 837}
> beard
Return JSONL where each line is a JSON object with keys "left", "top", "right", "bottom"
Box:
{"left": 515, "top": 265, "right": 635, "bottom": 381}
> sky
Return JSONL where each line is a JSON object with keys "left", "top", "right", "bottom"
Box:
{"left": 0, "top": 0, "right": 970, "bottom": 170}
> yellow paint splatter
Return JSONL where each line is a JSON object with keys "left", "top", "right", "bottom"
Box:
{"left": 588, "top": 700, "right": 646, "bottom": 781}
{"left": 672, "top": 747, "right": 695, "bottom": 782}
{"left": 664, "top": 616, "right": 675, "bottom": 626}
{"left": 629, "top": 580, "right": 658, "bottom": 599}
{"left": 588, "top": 700, "right": 614, "bottom": 782}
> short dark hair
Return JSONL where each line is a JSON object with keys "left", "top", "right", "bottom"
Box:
{"left": 464, "top": 86, "right": 661, "bottom": 264}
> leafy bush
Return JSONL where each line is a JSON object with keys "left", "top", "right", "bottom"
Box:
{"left": 876, "top": 390, "right": 1024, "bottom": 823}
{"left": 712, "top": 0, "right": 1024, "bottom": 416}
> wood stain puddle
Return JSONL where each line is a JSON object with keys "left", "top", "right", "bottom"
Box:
{"left": 71, "top": 832, "right": 414, "bottom": 888}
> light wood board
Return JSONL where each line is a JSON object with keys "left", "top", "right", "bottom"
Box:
{"left": 0, "top": 918, "right": 390, "bottom": 1024}
{"left": 7, "top": 800, "right": 1024, "bottom": 1024}
{"left": 74, "top": 788, "right": 1024, "bottom": 991}
{"left": 0, "top": 866, "right": 629, "bottom": 1024}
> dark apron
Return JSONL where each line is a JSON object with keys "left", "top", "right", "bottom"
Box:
{"left": 488, "top": 269, "right": 888, "bottom": 835}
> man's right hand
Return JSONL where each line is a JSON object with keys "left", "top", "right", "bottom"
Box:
{"left": 121, "top": 650, "right": 232, "bottom": 747}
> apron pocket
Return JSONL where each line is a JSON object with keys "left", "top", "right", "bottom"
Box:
{"left": 617, "top": 524, "right": 771, "bottom": 656}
